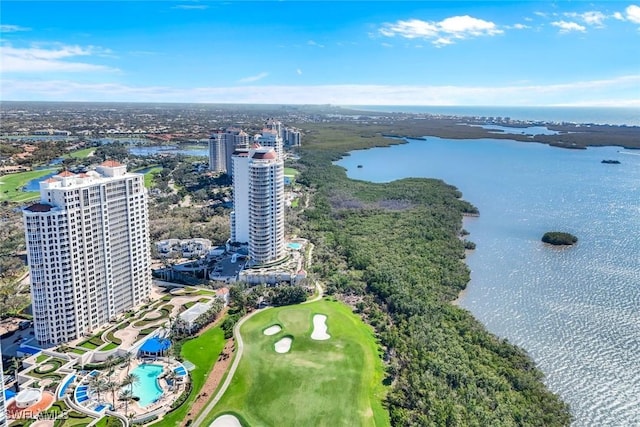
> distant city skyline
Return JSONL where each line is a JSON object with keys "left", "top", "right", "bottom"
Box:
{"left": 1, "top": 1, "right": 639, "bottom": 106}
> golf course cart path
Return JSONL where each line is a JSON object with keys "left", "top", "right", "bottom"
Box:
{"left": 193, "top": 308, "right": 262, "bottom": 427}
{"left": 194, "top": 284, "right": 324, "bottom": 427}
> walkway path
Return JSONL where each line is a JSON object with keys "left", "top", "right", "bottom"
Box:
{"left": 191, "top": 308, "right": 262, "bottom": 427}
{"left": 193, "top": 282, "right": 324, "bottom": 427}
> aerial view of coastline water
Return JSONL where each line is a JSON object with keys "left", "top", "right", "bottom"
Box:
{"left": 1, "top": 1, "right": 639, "bottom": 427}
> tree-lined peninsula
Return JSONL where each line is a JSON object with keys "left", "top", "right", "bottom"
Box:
{"left": 292, "top": 123, "right": 572, "bottom": 425}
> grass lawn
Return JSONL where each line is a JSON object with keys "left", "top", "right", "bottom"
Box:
{"left": 35, "top": 354, "right": 50, "bottom": 363}
{"left": 0, "top": 168, "right": 56, "bottom": 203}
{"left": 161, "top": 325, "right": 226, "bottom": 426}
{"left": 141, "top": 166, "right": 162, "bottom": 188}
{"left": 207, "top": 299, "right": 389, "bottom": 427}
{"left": 284, "top": 167, "right": 300, "bottom": 176}
{"left": 65, "top": 147, "right": 95, "bottom": 159}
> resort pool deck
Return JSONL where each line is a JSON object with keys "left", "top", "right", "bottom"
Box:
{"left": 130, "top": 363, "right": 164, "bottom": 407}
{"left": 58, "top": 374, "right": 75, "bottom": 399}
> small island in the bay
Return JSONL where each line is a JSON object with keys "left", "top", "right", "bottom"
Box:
{"left": 357, "top": 164, "right": 363, "bottom": 168}
{"left": 601, "top": 159, "right": 621, "bottom": 164}
{"left": 542, "top": 231, "right": 578, "bottom": 246}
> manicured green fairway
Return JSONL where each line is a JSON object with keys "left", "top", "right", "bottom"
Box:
{"left": 284, "top": 167, "right": 300, "bottom": 176}
{"left": 65, "top": 147, "right": 96, "bottom": 159}
{"left": 163, "top": 326, "right": 226, "bottom": 426}
{"left": 140, "top": 166, "right": 162, "bottom": 188}
{"left": 0, "top": 168, "right": 56, "bottom": 202}
{"left": 207, "top": 299, "right": 389, "bottom": 427}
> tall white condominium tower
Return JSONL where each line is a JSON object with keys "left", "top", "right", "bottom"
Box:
{"left": 209, "top": 128, "right": 250, "bottom": 174}
{"left": 230, "top": 147, "right": 250, "bottom": 244}
{"left": 254, "top": 129, "right": 284, "bottom": 160}
{"left": 230, "top": 144, "right": 285, "bottom": 263}
{"left": 247, "top": 146, "right": 285, "bottom": 263}
{"left": 264, "top": 118, "right": 283, "bottom": 138}
{"left": 224, "top": 128, "right": 250, "bottom": 175}
{"left": 0, "top": 342, "right": 6, "bottom": 427}
{"left": 284, "top": 128, "right": 301, "bottom": 147}
{"left": 23, "top": 161, "right": 151, "bottom": 345}
{"left": 208, "top": 131, "right": 226, "bottom": 173}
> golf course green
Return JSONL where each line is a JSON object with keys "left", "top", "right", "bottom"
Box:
{"left": 0, "top": 168, "right": 56, "bottom": 203}
{"left": 207, "top": 298, "right": 389, "bottom": 427}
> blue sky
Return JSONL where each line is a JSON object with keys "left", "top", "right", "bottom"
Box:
{"left": 1, "top": 1, "right": 639, "bottom": 106}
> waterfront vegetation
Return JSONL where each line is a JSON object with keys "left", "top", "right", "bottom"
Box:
{"left": 208, "top": 299, "right": 389, "bottom": 426}
{"left": 542, "top": 232, "right": 578, "bottom": 246}
{"left": 291, "top": 124, "right": 572, "bottom": 425}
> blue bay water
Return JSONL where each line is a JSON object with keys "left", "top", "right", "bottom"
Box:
{"left": 344, "top": 105, "right": 640, "bottom": 126}
{"left": 336, "top": 138, "right": 640, "bottom": 426}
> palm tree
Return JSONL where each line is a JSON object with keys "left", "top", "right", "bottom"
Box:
{"left": 120, "top": 372, "right": 139, "bottom": 393}
{"left": 119, "top": 389, "right": 134, "bottom": 416}
{"left": 105, "top": 380, "right": 118, "bottom": 407}
{"left": 122, "top": 352, "right": 133, "bottom": 375}
{"left": 89, "top": 376, "right": 107, "bottom": 401}
{"left": 105, "top": 355, "right": 116, "bottom": 380}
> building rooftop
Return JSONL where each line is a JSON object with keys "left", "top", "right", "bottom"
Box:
{"left": 24, "top": 203, "right": 53, "bottom": 213}
{"left": 100, "top": 160, "right": 123, "bottom": 167}
{"left": 57, "top": 170, "right": 75, "bottom": 177}
{"left": 252, "top": 150, "right": 277, "bottom": 160}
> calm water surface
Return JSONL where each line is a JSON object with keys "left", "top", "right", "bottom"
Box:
{"left": 128, "top": 145, "right": 207, "bottom": 157}
{"left": 337, "top": 137, "right": 640, "bottom": 426}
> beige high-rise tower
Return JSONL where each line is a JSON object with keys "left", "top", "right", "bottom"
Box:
{"left": 23, "top": 161, "right": 151, "bottom": 345}
{"left": 231, "top": 144, "right": 285, "bottom": 264}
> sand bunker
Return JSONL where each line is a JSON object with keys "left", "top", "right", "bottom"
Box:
{"left": 211, "top": 414, "right": 242, "bottom": 427}
{"left": 274, "top": 337, "right": 292, "bottom": 353}
{"left": 263, "top": 325, "right": 281, "bottom": 336}
{"left": 311, "top": 314, "right": 330, "bottom": 340}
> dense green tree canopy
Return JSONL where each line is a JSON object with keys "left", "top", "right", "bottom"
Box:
{"left": 294, "top": 125, "right": 572, "bottom": 426}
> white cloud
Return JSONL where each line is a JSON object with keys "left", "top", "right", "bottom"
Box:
{"left": 379, "top": 15, "right": 502, "bottom": 46}
{"left": 551, "top": 20, "right": 586, "bottom": 33}
{"left": 296, "top": 68, "right": 302, "bottom": 75}
{"left": 506, "top": 23, "right": 530, "bottom": 30}
{"left": 237, "top": 72, "right": 268, "bottom": 83}
{"left": 0, "top": 43, "right": 117, "bottom": 73}
{"left": 4, "top": 75, "right": 639, "bottom": 107}
{"left": 433, "top": 37, "right": 454, "bottom": 47}
{"left": 613, "top": 12, "right": 625, "bottom": 20}
{"left": 438, "top": 15, "right": 502, "bottom": 37}
{"left": 307, "top": 40, "right": 324, "bottom": 48}
{"left": 626, "top": 5, "right": 640, "bottom": 24}
{"left": 0, "top": 25, "right": 31, "bottom": 33}
{"left": 565, "top": 11, "right": 607, "bottom": 27}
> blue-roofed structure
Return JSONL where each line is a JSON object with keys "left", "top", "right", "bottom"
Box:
{"left": 139, "top": 337, "right": 171, "bottom": 357}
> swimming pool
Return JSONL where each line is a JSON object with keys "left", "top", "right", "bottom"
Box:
{"left": 130, "top": 364, "right": 164, "bottom": 407}
{"left": 287, "top": 242, "right": 302, "bottom": 250}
